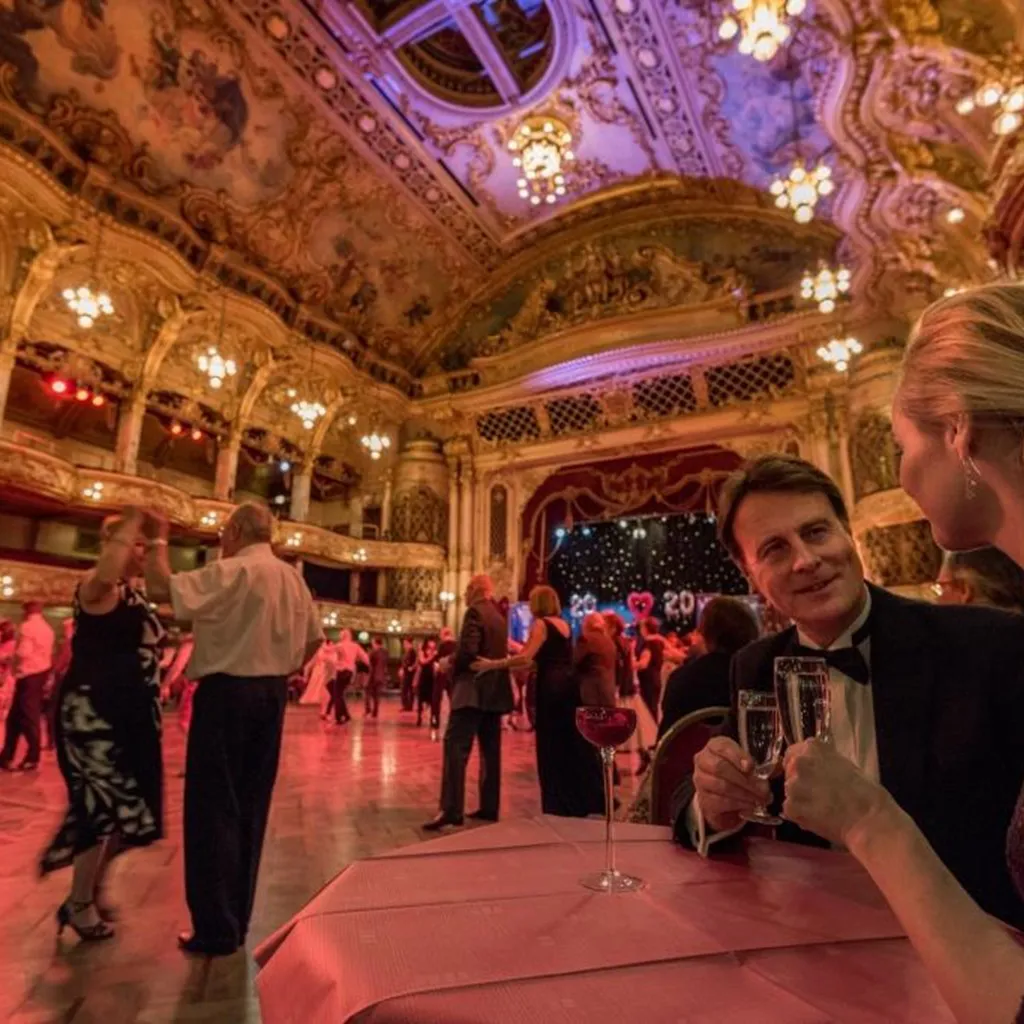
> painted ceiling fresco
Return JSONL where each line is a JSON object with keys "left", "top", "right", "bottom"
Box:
{"left": 0, "top": 0, "right": 1021, "bottom": 370}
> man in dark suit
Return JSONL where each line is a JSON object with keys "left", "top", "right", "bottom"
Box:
{"left": 424, "top": 575, "right": 513, "bottom": 830}
{"left": 680, "top": 454, "right": 1024, "bottom": 927}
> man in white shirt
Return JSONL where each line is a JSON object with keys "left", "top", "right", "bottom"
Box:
{"left": 682, "top": 455, "right": 1024, "bottom": 927}
{"left": 328, "top": 629, "right": 368, "bottom": 725}
{"left": 0, "top": 601, "right": 54, "bottom": 771}
{"left": 144, "top": 503, "right": 323, "bottom": 956}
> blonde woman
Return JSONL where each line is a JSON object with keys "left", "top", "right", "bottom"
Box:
{"left": 783, "top": 283, "right": 1024, "bottom": 1023}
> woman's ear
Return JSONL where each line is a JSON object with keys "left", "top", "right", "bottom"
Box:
{"left": 947, "top": 411, "right": 975, "bottom": 462}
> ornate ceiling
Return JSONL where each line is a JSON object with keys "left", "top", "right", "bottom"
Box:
{"left": 0, "top": 0, "right": 1021, "bottom": 384}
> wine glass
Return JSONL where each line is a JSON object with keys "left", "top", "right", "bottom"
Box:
{"left": 774, "top": 657, "right": 831, "bottom": 746}
{"left": 737, "top": 690, "right": 784, "bottom": 826}
{"left": 575, "top": 705, "right": 644, "bottom": 893}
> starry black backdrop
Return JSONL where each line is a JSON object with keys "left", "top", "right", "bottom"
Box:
{"left": 547, "top": 512, "right": 749, "bottom": 630}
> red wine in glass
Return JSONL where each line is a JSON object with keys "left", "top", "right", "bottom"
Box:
{"left": 575, "top": 706, "right": 644, "bottom": 893}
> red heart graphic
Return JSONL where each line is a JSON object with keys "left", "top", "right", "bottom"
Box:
{"left": 627, "top": 591, "right": 654, "bottom": 621}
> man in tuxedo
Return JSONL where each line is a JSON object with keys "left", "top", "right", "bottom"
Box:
{"left": 424, "top": 575, "right": 513, "bottom": 830}
{"left": 681, "top": 454, "right": 1024, "bottom": 927}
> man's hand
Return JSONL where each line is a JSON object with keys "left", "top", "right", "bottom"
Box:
{"left": 692, "top": 735, "right": 770, "bottom": 832}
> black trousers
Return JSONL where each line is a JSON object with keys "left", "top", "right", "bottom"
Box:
{"left": 0, "top": 671, "right": 47, "bottom": 766}
{"left": 326, "top": 670, "right": 352, "bottom": 724}
{"left": 400, "top": 668, "right": 415, "bottom": 711}
{"left": 184, "top": 674, "right": 287, "bottom": 948}
{"left": 364, "top": 678, "right": 382, "bottom": 717}
{"left": 440, "top": 707, "right": 502, "bottom": 821}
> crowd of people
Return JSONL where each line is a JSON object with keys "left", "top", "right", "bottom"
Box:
{"left": 8, "top": 281, "right": 1024, "bottom": 1018}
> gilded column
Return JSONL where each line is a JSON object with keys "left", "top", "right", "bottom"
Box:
{"left": 446, "top": 457, "right": 460, "bottom": 627}
{"left": 350, "top": 570, "right": 361, "bottom": 606}
{"left": 290, "top": 459, "right": 313, "bottom": 522}
{"left": 214, "top": 429, "right": 242, "bottom": 502}
{"left": 456, "top": 458, "right": 475, "bottom": 623}
{"left": 0, "top": 346, "right": 15, "bottom": 427}
{"left": 114, "top": 391, "right": 148, "bottom": 476}
{"left": 381, "top": 471, "right": 394, "bottom": 539}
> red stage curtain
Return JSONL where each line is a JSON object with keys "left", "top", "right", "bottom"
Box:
{"left": 520, "top": 444, "right": 742, "bottom": 596}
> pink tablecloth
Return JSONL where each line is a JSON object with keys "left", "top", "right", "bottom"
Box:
{"left": 254, "top": 816, "right": 953, "bottom": 1023}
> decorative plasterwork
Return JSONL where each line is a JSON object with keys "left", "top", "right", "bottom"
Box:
{"left": 0, "top": 441, "right": 444, "bottom": 570}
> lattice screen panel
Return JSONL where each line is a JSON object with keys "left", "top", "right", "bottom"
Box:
{"left": 707, "top": 354, "right": 796, "bottom": 407}
{"left": 632, "top": 374, "right": 698, "bottom": 418}
{"left": 546, "top": 394, "right": 602, "bottom": 436}
{"left": 861, "top": 520, "right": 942, "bottom": 587}
{"left": 850, "top": 410, "right": 900, "bottom": 501}
{"left": 384, "top": 568, "right": 443, "bottom": 610}
{"left": 391, "top": 487, "right": 448, "bottom": 547}
{"left": 477, "top": 406, "right": 542, "bottom": 445}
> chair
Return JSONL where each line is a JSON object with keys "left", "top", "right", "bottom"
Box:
{"left": 649, "top": 706, "right": 730, "bottom": 827}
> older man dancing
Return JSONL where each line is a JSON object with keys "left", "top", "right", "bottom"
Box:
{"left": 144, "top": 503, "right": 323, "bottom": 956}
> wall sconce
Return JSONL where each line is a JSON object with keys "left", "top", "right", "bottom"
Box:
{"left": 82, "top": 481, "right": 105, "bottom": 501}
{"left": 1, "top": 574, "right": 14, "bottom": 599}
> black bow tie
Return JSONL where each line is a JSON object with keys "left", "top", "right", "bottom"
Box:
{"left": 790, "top": 643, "right": 871, "bottom": 686}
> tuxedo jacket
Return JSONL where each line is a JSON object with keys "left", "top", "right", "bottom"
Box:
{"left": 451, "top": 600, "right": 513, "bottom": 714}
{"left": 674, "top": 583, "right": 1024, "bottom": 927}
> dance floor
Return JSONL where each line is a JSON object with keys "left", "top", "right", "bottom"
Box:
{"left": 0, "top": 698, "right": 585, "bottom": 1023}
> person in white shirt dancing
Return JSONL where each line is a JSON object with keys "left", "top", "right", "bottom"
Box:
{"left": 0, "top": 601, "right": 54, "bottom": 771}
{"left": 144, "top": 502, "right": 323, "bottom": 956}
{"left": 328, "top": 629, "right": 368, "bottom": 726}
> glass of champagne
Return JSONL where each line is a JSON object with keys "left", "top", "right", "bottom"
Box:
{"left": 774, "top": 657, "right": 831, "bottom": 746}
{"left": 575, "top": 705, "right": 644, "bottom": 893}
{"left": 737, "top": 690, "right": 784, "bottom": 826}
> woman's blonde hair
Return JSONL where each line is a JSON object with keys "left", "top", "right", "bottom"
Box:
{"left": 898, "top": 283, "right": 1024, "bottom": 429}
{"left": 529, "top": 584, "right": 561, "bottom": 618}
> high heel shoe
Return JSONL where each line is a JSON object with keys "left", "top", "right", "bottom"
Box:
{"left": 56, "top": 900, "right": 115, "bottom": 941}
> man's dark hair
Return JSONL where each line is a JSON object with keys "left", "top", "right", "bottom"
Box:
{"left": 698, "top": 596, "right": 760, "bottom": 654}
{"left": 944, "top": 548, "right": 1024, "bottom": 614}
{"left": 718, "top": 455, "right": 850, "bottom": 563}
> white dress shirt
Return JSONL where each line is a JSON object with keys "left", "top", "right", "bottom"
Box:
{"left": 15, "top": 613, "right": 54, "bottom": 678}
{"left": 334, "top": 639, "right": 369, "bottom": 676}
{"left": 690, "top": 587, "right": 878, "bottom": 852}
{"left": 170, "top": 543, "right": 323, "bottom": 679}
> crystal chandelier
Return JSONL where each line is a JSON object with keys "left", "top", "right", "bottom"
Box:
{"left": 286, "top": 389, "right": 326, "bottom": 430}
{"left": 956, "top": 78, "right": 1024, "bottom": 138}
{"left": 718, "top": 0, "right": 805, "bottom": 63}
{"left": 800, "top": 263, "right": 851, "bottom": 314}
{"left": 817, "top": 335, "right": 863, "bottom": 373}
{"left": 508, "top": 116, "right": 574, "bottom": 207}
{"left": 361, "top": 431, "right": 391, "bottom": 460}
{"left": 197, "top": 347, "right": 237, "bottom": 390}
{"left": 63, "top": 286, "right": 114, "bottom": 329}
{"left": 771, "top": 161, "right": 833, "bottom": 223}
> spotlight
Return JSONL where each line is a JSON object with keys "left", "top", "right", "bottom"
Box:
{"left": 74, "top": 386, "right": 90, "bottom": 402}
{"left": 279, "top": 460, "right": 291, "bottom": 473}
{"left": 273, "top": 494, "right": 287, "bottom": 506}
{"left": 50, "top": 378, "right": 69, "bottom": 395}
{"left": 554, "top": 527, "right": 566, "bottom": 539}
{"left": 91, "top": 393, "right": 105, "bottom": 407}
{"left": 170, "top": 421, "right": 183, "bottom": 436}
{"left": 191, "top": 428, "right": 203, "bottom": 441}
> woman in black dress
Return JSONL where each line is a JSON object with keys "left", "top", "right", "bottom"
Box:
{"left": 41, "top": 508, "right": 164, "bottom": 941}
{"left": 415, "top": 637, "right": 438, "bottom": 730}
{"left": 491, "top": 586, "right": 602, "bottom": 817}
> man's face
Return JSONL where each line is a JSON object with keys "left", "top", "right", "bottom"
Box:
{"left": 731, "top": 490, "right": 865, "bottom": 636}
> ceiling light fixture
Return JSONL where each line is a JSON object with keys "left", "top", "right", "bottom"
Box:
{"left": 816, "top": 335, "right": 863, "bottom": 373}
{"left": 771, "top": 160, "right": 833, "bottom": 223}
{"left": 62, "top": 220, "right": 114, "bottom": 329}
{"left": 718, "top": 0, "right": 805, "bottom": 63}
{"left": 360, "top": 431, "right": 391, "bottom": 461}
{"left": 0, "top": 574, "right": 14, "bottom": 599}
{"left": 508, "top": 116, "right": 574, "bottom": 207}
{"left": 196, "top": 293, "right": 237, "bottom": 391}
{"left": 800, "top": 263, "right": 851, "bottom": 314}
{"left": 956, "top": 77, "right": 1024, "bottom": 137}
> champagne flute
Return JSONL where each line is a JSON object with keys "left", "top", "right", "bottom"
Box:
{"left": 737, "top": 690, "right": 784, "bottom": 826}
{"left": 774, "top": 657, "right": 831, "bottom": 745}
{"left": 575, "top": 706, "right": 644, "bottom": 893}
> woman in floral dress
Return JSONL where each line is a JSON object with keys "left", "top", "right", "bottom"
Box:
{"left": 41, "top": 508, "right": 165, "bottom": 942}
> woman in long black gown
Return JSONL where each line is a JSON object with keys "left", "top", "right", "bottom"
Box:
{"left": 41, "top": 508, "right": 164, "bottom": 941}
{"left": 487, "top": 586, "right": 602, "bottom": 817}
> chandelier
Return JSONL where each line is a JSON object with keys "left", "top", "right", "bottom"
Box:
{"left": 353, "top": 547, "right": 368, "bottom": 563}
{"left": 439, "top": 590, "right": 455, "bottom": 605}
{"left": 718, "top": 0, "right": 805, "bottom": 63}
{"left": 0, "top": 573, "right": 13, "bottom": 599}
{"left": 196, "top": 294, "right": 236, "bottom": 390}
{"left": 771, "top": 160, "right": 833, "bottom": 223}
{"left": 361, "top": 431, "right": 391, "bottom": 460}
{"left": 387, "top": 619, "right": 401, "bottom": 634}
{"left": 816, "top": 335, "right": 863, "bottom": 373}
{"left": 956, "top": 77, "right": 1024, "bottom": 137}
{"left": 286, "top": 389, "right": 326, "bottom": 430}
{"left": 63, "top": 286, "right": 114, "bottom": 329}
{"left": 800, "top": 263, "right": 851, "bottom": 314}
{"left": 508, "top": 116, "right": 574, "bottom": 207}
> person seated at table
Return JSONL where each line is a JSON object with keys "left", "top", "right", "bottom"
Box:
{"left": 934, "top": 547, "right": 1024, "bottom": 613}
{"left": 658, "top": 596, "right": 759, "bottom": 741}
{"left": 781, "top": 283, "right": 1024, "bottom": 1024}
{"left": 683, "top": 452, "right": 1024, "bottom": 934}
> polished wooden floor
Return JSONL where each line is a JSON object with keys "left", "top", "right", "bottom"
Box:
{"left": 0, "top": 697, "right": 638, "bottom": 1023}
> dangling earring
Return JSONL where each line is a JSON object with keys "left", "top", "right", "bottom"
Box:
{"left": 962, "top": 453, "right": 982, "bottom": 501}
